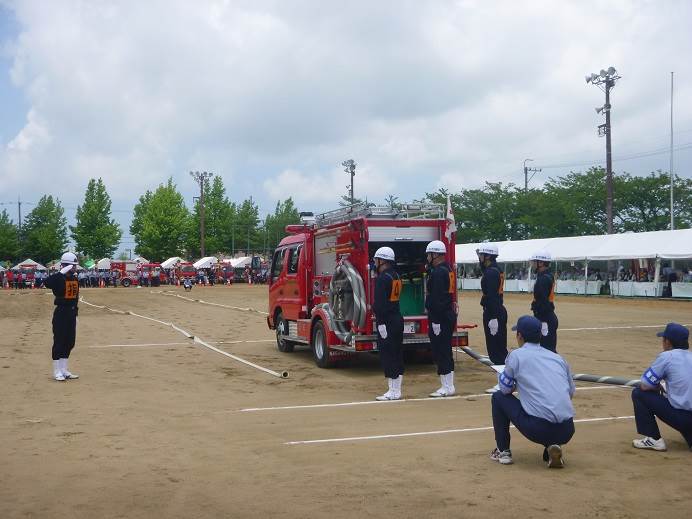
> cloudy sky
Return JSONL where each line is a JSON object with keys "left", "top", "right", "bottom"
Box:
{"left": 1, "top": 0, "right": 691, "bottom": 252}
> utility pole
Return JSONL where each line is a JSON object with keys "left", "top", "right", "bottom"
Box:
{"left": 189, "top": 171, "right": 213, "bottom": 257}
{"left": 670, "top": 71, "right": 675, "bottom": 231}
{"left": 342, "top": 159, "right": 356, "bottom": 204}
{"left": 586, "top": 67, "right": 620, "bottom": 234}
{"left": 17, "top": 195, "right": 22, "bottom": 234}
{"left": 523, "top": 158, "right": 541, "bottom": 193}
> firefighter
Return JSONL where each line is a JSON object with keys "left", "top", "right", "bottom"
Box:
{"left": 373, "top": 246, "right": 405, "bottom": 400}
{"left": 530, "top": 250, "right": 559, "bottom": 353}
{"left": 425, "top": 240, "right": 457, "bottom": 397}
{"left": 477, "top": 243, "right": 508, "bottom": 393}
{"left": 44, "top": 252, "right": 80, "bottom": 381}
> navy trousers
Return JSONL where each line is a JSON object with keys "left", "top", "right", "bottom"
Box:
{"left": 483, "top": 306, "right": 508, "bottom": 365}
{"left": 377, "top": 315, "right": 404, "bottom": 379}
{"left": 428, "top": 317, "right": 454, "bottom": 375}
{"left": 631, "top": 387, "right": 692, "bottom": 447}
{"left": 492, "top": 391, "right": 575, "bottom": 451}
{"left": 538, "top": 312, "right": 559, "bottom": 353}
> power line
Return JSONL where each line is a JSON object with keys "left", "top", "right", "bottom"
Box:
{"left": 535, "top": 141, "right": 692, "bottom": 170}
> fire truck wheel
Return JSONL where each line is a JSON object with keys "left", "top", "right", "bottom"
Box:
{"left": 121, "top": 278, "right": 131, "bottom": 288}
{"left": 275, "top": 312, "right": 295, "bottom": 353}
{"left": 311, "top": 320, "right": 334, "bottom": 368}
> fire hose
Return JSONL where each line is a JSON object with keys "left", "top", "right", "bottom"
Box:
{"left": 324, "top": 259, "right": 367, "bottom": 344}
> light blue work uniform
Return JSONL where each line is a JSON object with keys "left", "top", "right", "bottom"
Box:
{"left": 642, "top": 349, "right": 692, "bottom": 411}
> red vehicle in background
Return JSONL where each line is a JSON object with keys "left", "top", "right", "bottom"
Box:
{"left": 267, "top": 203, "right": 468, "bottom": 368}
{"left": 176, "top": 262, "right": 197, "bottom": 282}
{"left": 110, "top": 261, "right": 139, "bottom": 287}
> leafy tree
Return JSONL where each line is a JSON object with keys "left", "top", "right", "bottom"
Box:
{"left": 129, "top": 178, "right": 189, "bottom": 261}
{"left": 0, "top": 209, "right": 20, "bottom": 261}
{"left": 187, "top": 176, "right": 235, "bottom": 256}
{"left": 21, "top": 195, "right": 68, "bottom": 264}
{"left": 384, "top": 194, "right": 400, "bottom": 209}
{"left": 264, "top": 198, "right": 301, "bottom": 252}
{"left": 234, "top": 197, "right": 261, "bottom": 254}
{"left": 70, "top": 178, "right": 122, "bottom": 259}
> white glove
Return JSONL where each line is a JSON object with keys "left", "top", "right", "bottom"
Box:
{"left": 432, "top": 323, "right": 441, "bottom": 336}
{"left": 60, "top": 265, "right": 73, "bottom": 275}
{"left": 541, "top": 322, "right": 549, "bottom": 336}
{"left": 488, "top": 318, "right": 499, "bottom": 336}
{"left": 377, "top": 324, "right": 388, "bottom": 339}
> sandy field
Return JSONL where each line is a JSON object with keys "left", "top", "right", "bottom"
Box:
{"left": 1, "top": 285, "right": 691, "bottom": 518}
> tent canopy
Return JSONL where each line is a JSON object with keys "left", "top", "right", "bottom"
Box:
{"left": 193, "top": 256, "right": 219, "bottom": 269}
{"left": 96, "top": 258, "right": 111, "bottom": 270}
{"left": 456, "top": 228, "right": 692, "bottom": 263}
{"left": 161, "top": 256, "right": 183, "bottom": 269}
{"left": 12, "top": 258, "right": 47, "bottom": 270}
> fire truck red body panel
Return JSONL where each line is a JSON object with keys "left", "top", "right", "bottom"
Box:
{"left": 267, "top": 204, "right": 468, "bottom": 367}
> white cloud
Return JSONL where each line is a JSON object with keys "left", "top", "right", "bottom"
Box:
{"left": 0, "top": 0, "right": 690, "bottom": 225}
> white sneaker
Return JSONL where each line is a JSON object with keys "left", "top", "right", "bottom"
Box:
{"left": 444, "top": 372, "right": 456, "bottom": 396}
{"left": 376, "top": 378, "right": 395, "bottom": 401}
{"left": 389, "top": 375, "right": 402, "bottom": 400}
{"left": 632, "top": 436, "right": 667, "bottom": 451}
{"left": 59, "top": 358, "right": 79, "bottom": 380}
{"left": 430, "top": 375, "right": 451, "bottom": 397}
{"left": 489, "top": 448, "right": 513, "bottom": 465}
{"left": 53, "top": 360, "right": 65, "bottom": 381}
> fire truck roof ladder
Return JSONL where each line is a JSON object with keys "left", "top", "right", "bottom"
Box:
{"left": 314, "top": 202, "right": 444, "bottom": 228}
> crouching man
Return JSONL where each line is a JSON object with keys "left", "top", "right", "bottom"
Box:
{"left": 631, "top": 323, "right": 692, "bottom": 451}
{"left": 490, "top": 315, "right": 575, "bottom": 467}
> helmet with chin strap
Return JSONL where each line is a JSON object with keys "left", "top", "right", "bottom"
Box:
{"left": 476, "top": 243, "right": 499, "bottom": 257}
{"left": 374, "top": 246, "right": 395, "bottom": 262}
{"left": 425, "top": 240, "right": 447, "bottom": 255}
{"left": 60, "top": 252, "right": 78, "bottom": 265}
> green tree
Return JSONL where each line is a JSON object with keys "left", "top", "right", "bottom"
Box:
{"left": 70, "top": 178, "right": 122, "bottom": 259}
{"left": 187, "top": 176, "right": 235, "bottom": 256}
{"left": 234, "top": 197, "right": 261, "bottom": 254}
{"left": 0, "top": 209, "right": 20, "bottom": 261}
{"left": 21, "top": 195, "right": 68, "bottom": 264}
{"left": 129, "top": 178, "right": 189, "bottom": 261}
{"left": 264, "top": 198, "right": 301, "bottom": 252}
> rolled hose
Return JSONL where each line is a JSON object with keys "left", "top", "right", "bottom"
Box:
{"left": 325, "top": 259, "right": 367, "bottom": 344}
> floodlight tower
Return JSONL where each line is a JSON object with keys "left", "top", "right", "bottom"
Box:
{"left": 342, "top": 159, "right": 356, "bottom": 205}
{"left": 190, "top": 170, "right": 214, "bottom": 257}
{"left": 586, "top": 67, "right": 620, "bottom": 234}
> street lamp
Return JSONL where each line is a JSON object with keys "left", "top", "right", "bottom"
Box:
{"left": 586, "top": 66, "right": 621, "bottom": 234}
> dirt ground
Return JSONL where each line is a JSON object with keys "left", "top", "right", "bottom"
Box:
{"left": 1, "top": 285, "right": 691, "bottom": 518}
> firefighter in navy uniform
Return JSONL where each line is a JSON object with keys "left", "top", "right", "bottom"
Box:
{"left": 372, "top": 247, "right": 405, "bottom": 401}
{"left": 45, "top": 252, "right": 80, "bottom": 381}
{"left": 530, "top": 251, "right": 559, "bottom": 353}
{"left": 425, "top": 240, "right": 457, "bottom": 397}
{"left": 477, "top": 243, "right": 508, "bottom": 393}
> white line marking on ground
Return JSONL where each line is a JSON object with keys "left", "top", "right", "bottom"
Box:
{"left": 89, "top": 342, "right": 189, "bottom": 348}
{"left": 285, "top": 415, "right": 635, "bottom": 445}
{"left": 240, "top": 385, "right": 624, "bottom": 413}
{"left": 561, "top": 323, "right": 690, "bottom": 331}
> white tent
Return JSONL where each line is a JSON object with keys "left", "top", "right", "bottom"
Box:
{"left": 12, "top": 258, "right": 47, "bottom": 271}
{"left": 456, "top": 228, "right": 692, "bottom": 263}
{"left": 96, "top": 258, "right": 111, "bottom": 270}
{"left": 161, "top": 256, "right": 183, "bottom": 269}
{"left": 193, "top": 256, "right": 219, "bottom": 269}
{"left": 230, "top": 256, "right": 251, "bottom": 268}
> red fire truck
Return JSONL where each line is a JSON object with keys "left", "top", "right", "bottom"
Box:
{"left": 176, "top": 262, "right": 197, "bottom": 282}
{"left": 267, "top": 203, "right": 468, "bottom": 368}
{"left": 110, "top": 260, "right": 139, "bottom": 287}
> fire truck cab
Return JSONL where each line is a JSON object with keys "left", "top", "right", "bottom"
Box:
{"left": 267, "top": 203, "right": 468, "bottom": 368}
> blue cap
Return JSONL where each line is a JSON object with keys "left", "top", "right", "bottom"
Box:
{"left": 511, "top": 315, "right": 542, "bottom": 338}
{"left": 656, "top": 323, "right": 689, "bottom": 343}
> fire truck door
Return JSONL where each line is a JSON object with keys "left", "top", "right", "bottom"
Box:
{"left": 282, "top": 245, "right": 303, "bottom": 320}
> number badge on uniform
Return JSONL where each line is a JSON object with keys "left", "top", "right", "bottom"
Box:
{"left": 65, "top": 280, "right": 79, "bottom": 300}
{"left": 390, "top": 279, "right": 402, "bottom": 302}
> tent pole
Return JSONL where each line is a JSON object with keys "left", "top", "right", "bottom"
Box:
{"left": 584, "top": 259, "right": 589, "bottom": 296}
{"left": 654, "top": 257, "right": 661, "bottom": 297}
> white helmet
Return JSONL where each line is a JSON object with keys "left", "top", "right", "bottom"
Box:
{"left": 476, "top": 243, "right": 499, "bottom": 256}
{"left": 530, "top": 250, "right": 552, "bottom": 262}
{"left": 426, "top": 240, "right": 447, "bottom": 254}
{"left": 374, "top": 246, "right": 395, "bottom": 262}
{"left": 60, "top": 252, "right": 78, "bottom": 265}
